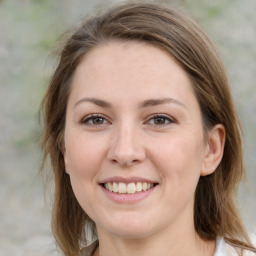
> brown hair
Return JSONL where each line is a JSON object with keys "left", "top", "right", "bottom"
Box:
{"left": 40, "top": 1, "right": 256, "bottom": 255}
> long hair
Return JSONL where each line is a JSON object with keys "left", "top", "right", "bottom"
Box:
{"left": 40, "top": 1, "right": 256, "bottom": 255}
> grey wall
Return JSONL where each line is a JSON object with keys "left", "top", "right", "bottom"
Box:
{"left": 0, "top": 0, "right": 255, "bottom": 255}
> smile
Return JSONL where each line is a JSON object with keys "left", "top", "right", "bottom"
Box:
{"left": 103, "top": 182, "right": 155, "bottom": 194}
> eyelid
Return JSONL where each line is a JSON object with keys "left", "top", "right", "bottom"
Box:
{"left": 145, "top": 114, "right": 176, "bottom": 125}
{"left": 80, "top": 114, "right": 110, "bottom": 125}
{"left": 79, "top": 113, "right": 176, "bottom": 126}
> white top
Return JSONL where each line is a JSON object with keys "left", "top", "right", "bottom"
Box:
{"left": 214, "top": 237, "right": 234, "bottom": 256}
{"left": 214, "top": 236, "right": 256, "bottom": 256}
{"left": 81, "top": 237, "right": 256, "bottom": 256}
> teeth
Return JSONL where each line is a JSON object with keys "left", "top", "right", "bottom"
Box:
{"left": 109, "top": 182, "right": 113, "bottom": 192}
{"left": 136, "top": 182, "right": 142, "bottom": 192}
{"left": 104, "top": 182, "right": 154, "bottom": 194}
{"left": 119, "top": 182, "right": 126, "bottom": 193}
{"left": 127, "top": 183, "right": 136, "bottom": 194}
{"left": 113, "top": 182, "right": 118, "bottom": 193}
{"left": 142, "top": 182, "right": 148, "bottom": 191}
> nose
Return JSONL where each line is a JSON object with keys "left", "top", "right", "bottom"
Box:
{"left": 107, "top": 124, "right": 146, "bottom": 167}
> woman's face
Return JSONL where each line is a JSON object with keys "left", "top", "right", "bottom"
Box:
{"left": 64, "top": 41, "right": 210, "bottom": 239}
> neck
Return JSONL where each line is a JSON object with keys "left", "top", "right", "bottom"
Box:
{"left": 94, "top": 224, "right": 216, "bottom": 256}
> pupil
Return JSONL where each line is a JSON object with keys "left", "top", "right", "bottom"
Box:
{"left": 155, "top": 117, "right": 165, "bottom": 124}
{"left": 94, "top": 117, "right": 103, "bottom": 124}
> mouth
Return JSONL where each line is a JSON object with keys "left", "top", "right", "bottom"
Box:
{"left": 101, "top": 181, "right": 158, "bottom": 194}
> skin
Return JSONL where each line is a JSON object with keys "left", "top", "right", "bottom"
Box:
{"left": 64, "top": 41, "right": 225, "bottom": 256}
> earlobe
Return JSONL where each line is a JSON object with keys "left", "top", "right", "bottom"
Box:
{"left": 63, "top": 151, "right": 68, "bottom": 171}
{"left": 61, "top": 144, "right": 68, "bottom": 170}
{"left": 201, "top": 124, "right": 225, "bottom": 176}
{"left": 60, "top": 134, "right": 69, "bottom": 172}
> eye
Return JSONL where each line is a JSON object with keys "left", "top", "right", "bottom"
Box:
{"left": 147, "top": 114, "right": 175, "bottom": 126}
{"left": 81, "top": 114, "right": 109, "bottom": 126}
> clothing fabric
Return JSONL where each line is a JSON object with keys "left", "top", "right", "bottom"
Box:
{"left": 214, "top": 237, "right": 255, "bottom": 256}
{"left": 80, "top": 237, "right": 255, "bottom": 256}
{"left": 214, "top": 236, "right": 256, "bottom": 256}
{"left": 80, "top": 240, "right": 98, "bottom": 256}
{"left": 214, "top": 237, "right": 235, "bottom": 256}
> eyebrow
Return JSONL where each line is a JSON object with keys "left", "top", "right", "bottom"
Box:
{"left": 74, "top": 97, "right": 186, "bottom": 109}
{"left": 74, "top": 97, "right": 112, "bottom": 108}
{"left": 138, "top": 98, "right": 186, "bottom": 109}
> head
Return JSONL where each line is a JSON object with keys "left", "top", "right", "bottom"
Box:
{"left": 40, "top": 1, "right": 252, "bottom": 255}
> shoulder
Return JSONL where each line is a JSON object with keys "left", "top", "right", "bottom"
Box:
{"left": 214, "top": 235, "right": 256, "bottom": 256}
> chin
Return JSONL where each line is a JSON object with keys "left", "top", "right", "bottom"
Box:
{"left": 108, "top": 226, "right": 153, "bottom": 239}
{"left": 99, "top": 214, "right": 157, "bottom": 239}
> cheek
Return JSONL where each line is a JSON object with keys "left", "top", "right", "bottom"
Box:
{"left": 64, "top": 133, "right": 106, "bottom": 179}
{"left": 64, "top": 134, "right": 107, "bottom": 216}
{"left": 150, "top": 134, "right": 204, "bottom": 187}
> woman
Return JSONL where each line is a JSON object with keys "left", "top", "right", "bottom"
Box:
{"left": 40, "top": 1, "right": 256, "bottom": 255}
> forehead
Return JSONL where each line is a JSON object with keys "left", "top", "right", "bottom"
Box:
{"left": 76, "top": 40, "right": 184, "bottom": 76}
{"left": 70, "top": 40, "right": 196, "bottom": 106}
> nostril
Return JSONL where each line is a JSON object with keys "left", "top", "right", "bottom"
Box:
{"left": 107, "top": 137, "right": 146, "bottom": 166}
{"left": 110, "top": 159, "right": 121, "bottom": 165}
{"left": 110, "top": 157, "right": 140, "bottom": 167}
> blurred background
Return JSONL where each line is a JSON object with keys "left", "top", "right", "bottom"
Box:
{"left": 0, "top": 0, "right": 255, "bottom": 255}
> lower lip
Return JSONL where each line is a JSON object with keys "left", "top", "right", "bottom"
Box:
{"left": 100, "top": 185, "right": 158, "bottom": 204}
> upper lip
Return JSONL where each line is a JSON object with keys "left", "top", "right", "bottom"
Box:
{"left": 99, "top": 176, "right": 158, "bottom": 184}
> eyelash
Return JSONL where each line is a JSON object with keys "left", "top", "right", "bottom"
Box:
{"left": 80, "top": 114, "right": 175, "bottom": 127}
{"left": 146, "top": 114, "right": 175, "bottom": 126}
{"left": 80, "top": 114, "right": 109, "bottom": 126}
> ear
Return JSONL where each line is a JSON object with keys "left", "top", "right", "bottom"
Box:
{"left": 201, "top": 124, "right": 225, "bottom": 176}
{"left": 59, "top": 138, "right": 68, "bottom": 170}
{"left": 62, "top": 147, "right": 69, "bottom": 170}
{"left": 63, "top": 148, "right": 66, "bottom": 166}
